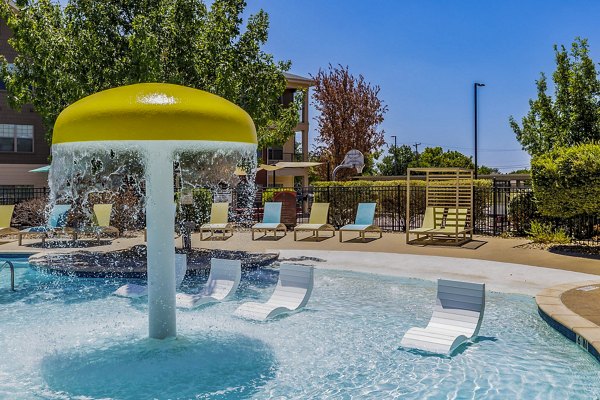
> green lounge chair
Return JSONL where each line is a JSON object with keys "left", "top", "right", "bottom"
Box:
{"left": 293, "top": 202, "right": 335, "bottom": 241}
{"left": 199, "top": 202, "right": 233, "bottom": 240}
{"left": 0, "top": 205, "right": 18, "bottom": 237}
{"left": 428, "top": 208, "right": 472, "bottom": 244}
{"left": 18, "top": 204, "right": 76, "bottom": 246}
{"left": 408, "top": 206, "right": 445, "bottom": 240}
{"left": 338, "top": 202, "right": 382, "bottom": 242}
{"left": 91, "top": 204, "right": 120, "bottom": 242}
{"left": 251, "top": 202, "right": 287, "bottom": 240}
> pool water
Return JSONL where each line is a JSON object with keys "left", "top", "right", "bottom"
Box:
{"left": 0, "top": 258, "right": 599, "bottom": 399}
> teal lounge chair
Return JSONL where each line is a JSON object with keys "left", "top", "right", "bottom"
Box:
{"left": 339, "top": 202, "right": 382, "bottom": 242}
{"left": 18, "top": 204, "right": 76, "bottom": 246}
{"left": 251, "top": 202, "right": 287, "bottom": 240}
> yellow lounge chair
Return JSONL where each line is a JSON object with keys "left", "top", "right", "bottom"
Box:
{"left": 408, "top": 207, "right": 445, "bottom": 240}
{"left": 91, "top": 204, "right": 120, "bottom": 241}
{"left": 0, "top": 205, "right": 18, "bottom": 237}
{"left": 293, "top": 203, "right": 335, "bottom": 241}
{"left": 199, "top": 202, "right": 233, "bottom": 241}
{"left": 428, "top": 208, "right": 472, "bottom": 244}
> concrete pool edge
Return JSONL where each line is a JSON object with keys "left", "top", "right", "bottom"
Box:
{"left": 536, "top": 281, "right": 600, "bottom": 364}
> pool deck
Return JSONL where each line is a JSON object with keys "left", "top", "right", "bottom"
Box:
{"left": 1, "top": 231, "right": 599, "bottom": 361}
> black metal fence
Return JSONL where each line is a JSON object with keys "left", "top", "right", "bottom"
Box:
{"left": 3, "top": 185, "right": 598, "bottom": 244}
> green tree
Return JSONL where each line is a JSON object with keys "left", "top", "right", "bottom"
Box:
{"left": 0, "top": 0, "right": 299, "bottom": 149}
{"left": 509, "top": 38, "right": 600, "bottom": 156}
{"left": 408, "top": 146, "right": 474, "bottom": 169}
{"left": 477, "top": 166, "right": 500, "bottom": 175}
{"left": 377, "top": 144, "right": 415, "bottom": 175}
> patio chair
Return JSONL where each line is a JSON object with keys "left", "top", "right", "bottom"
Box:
{"left": 251, "top": 202, "right": 287, "bottom": 240}
{"left": 427, "top": 207, "right": 472, "bottom": 244}
{"left": 176, "top": 258, "right": 241, "bottom": 308}
{"left": 199, "top": 202, "right": 233, "bottom": 241}
{"left": 113, "top": 253, "right": 188, "bottom": 298}
{"left": 293, "top": 202, "right": 335, "bottom": 241}
{"left": 234, "top": 263, "right": 314, "bottom": 321}
{"left": 338, "top": 202, "right": 382, "bottom": 242}
{"left": 84, "top": 204, "right": 119, "bottom": 242}
{"left": 400, "top": 279, "right": 486, "bottom": 355}
{"left": 17, "top": 204, "right": 76, "bottom": 246}
{"left": 408, "top": 207, "right": 445, "bottom": 240}
{"left": 0, "top": 205, "right": 18, "bottom": 237}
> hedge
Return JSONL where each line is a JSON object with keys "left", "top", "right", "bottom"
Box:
{"left": 176, "top": 188, "right": 213, "bottom": 226}
{"left": 532, "top": 143, "right": 600, "bottom": 218}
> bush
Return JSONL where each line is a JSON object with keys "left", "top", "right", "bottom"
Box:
{"left": 508, "top": 191, "right": 538, "bottom": 235}
{"left": 176, "top": 188, "right": 212, "bottom": 226}
{"left": 532, "top": 143, "right": 600, "bottom": 218}
{"left": 12, "top": 197, "right": 47, "bottom": 227}
{"left": 262, "top": 188, "right": 295, "bottom": 204}
{"left": 528, "top": 220, "right": 571, "bottom": 244}
{"left": 88, "top": 189, "right": 146, "bottom": 232}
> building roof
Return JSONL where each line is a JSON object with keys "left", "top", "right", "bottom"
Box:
{"left": 284, "top": 72, "right": 314, "bottom": 89}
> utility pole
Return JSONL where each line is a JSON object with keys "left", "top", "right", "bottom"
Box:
{"left": 391, "top": 135, "right": 397, "bottom": 175}
{"left": 474, "top": 82, "right": 485, "bottom": 179}
{"left": 412, "top": 142, "right": 421, "bottom": 158}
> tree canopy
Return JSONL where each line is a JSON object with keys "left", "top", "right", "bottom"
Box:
{"left": 509, "top": 38, "right": 600, "bottom": 156}
{"left": 311, "top": 64, "right": 387, "bottom": 180}
{"left": 408, "top": 146, "right": 474, "bottom": 169}
{"left": 0, "top": 0, "right": 299, "bottom": 149}
{"left": 377, "top": 144, "right": 415, "bottom": 176}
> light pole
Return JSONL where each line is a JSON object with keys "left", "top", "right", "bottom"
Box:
{"left": 474, "top": 82, "right": 485, "bottom": 179}
{"left": 391, "top": 135, "right": 397, "bottom": 175}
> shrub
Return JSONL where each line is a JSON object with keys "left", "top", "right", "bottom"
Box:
{"left": 532, "top": 143, "right": 600, "bottom": 218}
{"left": 528, "top": 220, "right": 571, "bottom": 244}
{"left": 12, "top": 197, "right": 47, "bottom": 227}
{"left": 508, "top": 191, "right": 538, "bottom": 235}
{"left": 87, "top": 189, "right": 146, "bottom": 232}
{"left": 176, "top": 188, "right": 212, "bottom": 226}
{"left": 262, "top": 188, "right": 295, "bottom": 204}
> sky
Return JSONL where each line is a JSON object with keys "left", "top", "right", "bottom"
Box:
{"left": 240, "top": 0, "right": 600, "bottom": 172}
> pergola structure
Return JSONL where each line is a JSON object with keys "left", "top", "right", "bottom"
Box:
{"left": 406, "top": 168, "right": 474, "bottom": 246}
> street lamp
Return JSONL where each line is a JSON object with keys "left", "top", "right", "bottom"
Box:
{"left": 391, "top": 135, "right": 397, "bottom": 175}
{"left": 474, "top": 82, "right": 485, "bottom": 179}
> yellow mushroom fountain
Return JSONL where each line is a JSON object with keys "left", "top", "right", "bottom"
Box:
{"left": 52, "top": 83, "right": 257, "bottom": 339}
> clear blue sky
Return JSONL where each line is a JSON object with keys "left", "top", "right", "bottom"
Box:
{"left": 242, "top": 0, "right": 600, "bottom": 172}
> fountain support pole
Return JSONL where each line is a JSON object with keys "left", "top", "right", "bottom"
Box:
{"left": 145, "top": 150, "right": 177, "bottom": 339}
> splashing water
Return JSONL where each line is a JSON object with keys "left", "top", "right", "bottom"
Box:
{"left": 49, "top": 140, "right": 257, "bottom": 338}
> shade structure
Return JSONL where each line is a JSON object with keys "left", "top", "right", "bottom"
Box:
{"left": 52, "top": 83, "right": 257, "bottom": 340}
{"left": 29, "top": 165, "right": 50, "bottom": 173}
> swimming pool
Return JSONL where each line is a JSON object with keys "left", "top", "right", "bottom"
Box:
{"left": 0, "top": 258, "right": 599, "bottom": 399}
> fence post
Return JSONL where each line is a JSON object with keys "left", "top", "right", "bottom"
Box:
{"left": 493, "top": 178, "right": 497, "bottom": 236}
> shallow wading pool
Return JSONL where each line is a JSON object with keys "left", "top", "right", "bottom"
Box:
{"left": 0, "top": 257, "right": 599, "bottom": 399}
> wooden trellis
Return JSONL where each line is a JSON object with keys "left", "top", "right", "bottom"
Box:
{"left": 406, "top": 168, "right": 474, "bottom": 245}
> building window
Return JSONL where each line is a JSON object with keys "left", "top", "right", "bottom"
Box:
{"left": 267, "top": 147, "right": 283, "bottom": 161}
{"left": 0, "top": 124, "right": 34, "bottom": 152}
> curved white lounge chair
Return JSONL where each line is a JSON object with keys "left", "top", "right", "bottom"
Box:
{"left": 176, "top": 258, "right": 241, "bottom": 308}
{"left": 234, "top": 263, "right": 314, "bottom": 321}
{"left": 113, "top": 254, "right": 188, "bottom": 298}
{"left": 400, "top": 279, "right": 485, "bottom": 355}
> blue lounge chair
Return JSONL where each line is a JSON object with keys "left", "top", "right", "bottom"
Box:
{"left": 18, "top": 204, "right": 76, "bottom": 246}
{"left": 251, "top": 202, "right": 287, "bottom": 240}
{"left": 338, "top": 202, "right": 382, "bottom": 242}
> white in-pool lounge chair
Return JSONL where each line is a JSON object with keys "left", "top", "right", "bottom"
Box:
{"left": 338, "top": 202, "right": 382, "bottom": 242}
{"left": 251, "top": 202, "right": 287, "bottom": 240}
{"left": 400, "top": 279, "right": 486, "bottom": 355}
{"left": 234, "top": 263, "right": 313, "bottom": 321}
{"left": 293, "top": 202, "right": 335, "bottom": 241}
{"left": 176, "top": 258, "right": 241, "bottom": 308}
{"left": 113, "top": 254, "right": 188, "bottom": 298}
{"left": 199, "top": 202, "right": 233, "bottom": 240}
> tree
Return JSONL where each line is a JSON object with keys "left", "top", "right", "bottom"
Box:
{"left": 0, "top": 0, "right": 299, "bottom": 149}
{"left": 377, "top": 144, "right": 415, "bottom": 176}
{"left": 408, "top": 147, "right": 474, "bottom": 169}
{"left": 509, "top": 38, "right": 600, "bottom": 156}
{"left": 312, "top": 64, "right": 387, "bottom": 180}
{"left": 477, "top": 166, "right": 500, "bottom": 175}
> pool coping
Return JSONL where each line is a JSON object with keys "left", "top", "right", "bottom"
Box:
{"left": 536, "top": 280, "right": 600, "bottom": 364}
